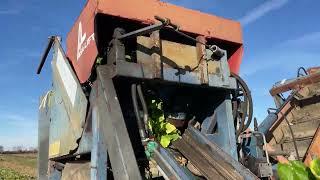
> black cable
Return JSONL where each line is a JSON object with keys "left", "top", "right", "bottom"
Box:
{"left": 131, "top": 84, "right": 147, "bottom": 140}
{"left": 279, "top": 111, "right": 300, "bottom": 161}
{"left": 137, "top": 84, "right": 150, "bottom": 136}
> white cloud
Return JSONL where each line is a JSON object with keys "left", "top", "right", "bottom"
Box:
{"left": 241, "top": 51, "right": 320, "bottom": 77}
{"left": 240, "top": 30, "right": 320, "bottom": 124}
{"left": 2, "top": 113, "right": 37, "bottom": 128}
{"left": 278, "top": 31, "right": 320, "bottom": 47}
{"left": 239, "top": 0, "right": 289, "bottom": 26}
{"left": 241, "top": 30, "right": 320, "bottom": 77}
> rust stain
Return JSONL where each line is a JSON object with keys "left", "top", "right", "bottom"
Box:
{"left": 304, "top": 126, "right": 320, "bottom": 166}
{"left": 196, "top": 36, "right": 208, "bottom": 84}
{"left": 270, "top": 72, "right": 320, "bottom": 96}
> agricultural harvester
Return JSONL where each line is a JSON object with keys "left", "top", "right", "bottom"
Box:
{"left": 259, "top": 66, "right": 320, "bottom": 167}
{"left": 36, "top": 0, "right": 272, "bottom": 179}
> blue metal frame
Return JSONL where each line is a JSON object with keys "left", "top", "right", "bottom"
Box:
{"left": 203, "top": 99, "right": 238, "bottom": 160}
{"left": 91, "top": 105, "right": 108, "bottom": 179}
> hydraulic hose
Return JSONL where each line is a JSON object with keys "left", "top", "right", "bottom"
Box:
{"left": 297, "top": 67, "right": 308, "bottom": 77}
{"left": 131, "top": 84, "right": 147, "bottom": 140}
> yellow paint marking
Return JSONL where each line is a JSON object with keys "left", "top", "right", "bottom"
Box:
{"left": 49, "top": 141, "right": 60, "bottom": 157}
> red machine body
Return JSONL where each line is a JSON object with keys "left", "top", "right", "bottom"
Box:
{"left": 66, "top": 0, "right": 244, "bottom": 83}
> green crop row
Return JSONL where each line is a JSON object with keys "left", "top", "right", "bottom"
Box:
{"left": 0, "top": 168, "right": 35, "bottom": 180}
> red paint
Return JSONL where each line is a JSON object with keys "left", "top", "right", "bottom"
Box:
{"left": 66, "top": 0, "right": 244, "bottom": 83}
{"left": 228, "top": 45, "right": 243, "bottom": 75}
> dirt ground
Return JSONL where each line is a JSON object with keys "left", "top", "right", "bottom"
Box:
{"left": 0, "top": 153, "right": 37, "bottom": 179}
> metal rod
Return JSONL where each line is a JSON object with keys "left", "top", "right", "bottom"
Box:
{"left": 252, "top": 131, "right": 270, "bottom": 164}
{"left": 137, "top": 84, "right": 149, "bottom": 135}
{"left": 37, "top": 36, "right": 55, "bottom": 74}
{"left": 154, "top": 15, "right": 219, "bottom": 54}
{"left": 171, "top": 28, "right": 209, "bottom": 48}
{"left": 131, "top": 84, "right": 147, "bottom": 140}
{"left": 117, "top": 23, "right": 167, "bottom": 40}
{"left": 154, "top": 15, "right": 179, "bottom": 30}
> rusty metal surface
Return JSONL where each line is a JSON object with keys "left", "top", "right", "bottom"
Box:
{"left": 270, "top": 71, "right": 320, "bottom": 96}
{"left": 304, "top": 125, "right": 320, "bottom": 166}
{"left": 196, "top": 36, "right": 209, "bottom": 84}
{"left": 265, "top": 76, "right": 320, "bottom": 161}
{"left": 307, "top": 67, "right": 320, "bottom": 74}
{"left": 136, "top": 35, "right": 236, "bottom": 88}
{"left": 137, "top": 36, "right": 198, "bottom": 70}
{"left": 61, "top": 162, "right": 91, "bottom": 180}
{"left": 173, "top": 126, "right": 258, "bottom": 180}
{"left": 150, "top": 31, "right": 162, "bottom": 79}
{"left": 152, "top": 143, "right": 196, "bottom": 180}
{"left": 66, "top": 0, "right": 243, "bottom": 83}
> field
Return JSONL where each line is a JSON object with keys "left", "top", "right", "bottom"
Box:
{"left": 0, "top": 153, "right": 37, "bottom": 179}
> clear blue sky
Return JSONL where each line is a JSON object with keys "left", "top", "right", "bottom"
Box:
{"left": 0, "top": 0, "right": 319, "bottom": 149}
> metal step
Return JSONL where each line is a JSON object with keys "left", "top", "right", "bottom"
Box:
{"left": 173, "top": 126, "right": 258, "bottom": 180}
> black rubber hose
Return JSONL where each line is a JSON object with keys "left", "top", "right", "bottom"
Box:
{"left": 137, "top": 84, "right": 149, "bottom": 136}
{"left": 279, "top": 111, "right": 300, "bottom": 161}
{"left": 131, "top": 84, "right": 146, "bottom": 140}
{"left": 297, "top": 67, "right": 308, "bottom": 77}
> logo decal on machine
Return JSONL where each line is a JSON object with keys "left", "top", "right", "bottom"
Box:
{"left": 77, "top": 21, "right": 95, "bottom": 61}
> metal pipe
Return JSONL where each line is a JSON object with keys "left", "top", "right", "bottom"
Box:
{"left": 131, "top": 84, "right": 147, "bottom": 140}
{"left": 117, "top": 23, "right": 167, "bottom": 40}
{"left": 210, "top": 45, "right": 225, "bottom": 59}
{"left": 136, "top": 85, "right": 149, "bottom": 136}
{"left": 37, "top": 36, "right": 55, "bottom": 74}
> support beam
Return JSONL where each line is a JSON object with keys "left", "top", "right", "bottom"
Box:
{"left": 91, "top": 105, "right": 108, "bottom": 179}
{"left": 38, "top": 94, "right": 51, "bottom": 179}
{"left": 90, "top": 65, "right": 142, "bottom": 179}
{"left": 206, "top": 99, "right": 238, "bottom": 159}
